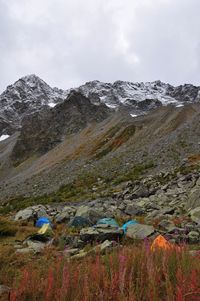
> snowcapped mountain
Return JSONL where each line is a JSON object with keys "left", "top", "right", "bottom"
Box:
{"left": 76, "top": 80, "right": 200, "bottom": 114}
{"left": 0, "top": 74, "right": 67, "bottom": 136}
{"left": 0, "top": 74, "right": 200, "bottom": 137}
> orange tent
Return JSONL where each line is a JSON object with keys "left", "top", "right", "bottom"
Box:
{"left": 151, "top": 235, "right": 172, "bottom": 251}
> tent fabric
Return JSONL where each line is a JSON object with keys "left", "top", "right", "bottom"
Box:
{"left": 122, "top": 220, "right": 138, "bottom": 234}
{"left": 36, "top": 217, "right": 51, "bottom": 228}
{"left": 38, "top": 223, "right": 52, "bottom": 235}
{"left": 151, "top": 235, "right": 172, "bottom": 251}
{"left": 68, "top": 216, "right": 92, "bottom": 228}
{"left": 96, "top": 218, "right": 119, "bottom": 228}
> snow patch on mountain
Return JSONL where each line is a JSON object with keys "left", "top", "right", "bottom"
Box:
{"left": 0, "top": 134, "right": 10, "bottom": 141}
{"left": 48, "top": 102, "right": 57, "bottom": 108}
{"left": 76, "top": 80, "right": 187, "bottom": 111}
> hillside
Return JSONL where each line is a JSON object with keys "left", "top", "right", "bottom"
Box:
{"left": 0, "top": 75, "right": 200, "bottom": 204}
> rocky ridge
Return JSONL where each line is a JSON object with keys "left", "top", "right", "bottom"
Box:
{"left": 1, "top": 75, "right": 200, "bottom": 138}
{"left": 76, "top": 79, "right": 200, "bottom": 113}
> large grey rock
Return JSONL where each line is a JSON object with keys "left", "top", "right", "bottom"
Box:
{"left": 124, "top": 204, "right": 144, "bottom": 216}
{"left": 96, "top": 240, "right": 115, "bottom": 253}
{"left": 17, "top": 236, "right": 54, "bottom": 254}
{"left": 130, "top": 185, "right": 150, "bottom": 199}
{"left": 189, "top": 207, "right": 200, "bottom": 223}
{"left": 62, "top": 206, "right": 76, "bottom": 216}
{"left": 0, "top": 285, "right": 11, "bottom": 297}
{"left": 71, "top": 240, "right": 115, "bottom": 259}
{"left": 187, "top": 180, "right": 200, "bottom": 209}
{"left": 26, "top": 240, "right": 47, "bottom": 253}
{"left": 16, "top": 248, "right": 35, "bottom": 254}
{"left": 36, "top": 208, "right": 48, "bottom": 218}
{"left": 14, "top": 208, "right": 33, "bottom": 221}
{"left": 161, "top": 207, "right": 175, "bottom": 215}
{"left": 55, "top": 211, "right": 70, "bottom": 223}
{"left": 158, "top": 220, "right": 176, "bottom": 233}
{"left": 75, "top": 206, "right": 104, "bottom": 224}
{"left": 126, "top": 224, "right": 155, "bottom": 239}
{"left": 80, "top": 225, "right": 123, "bottom": 242}
{"left": 188, "top": 231, "right": 200, "bottom": 244}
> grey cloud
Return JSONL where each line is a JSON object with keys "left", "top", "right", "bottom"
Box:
{"left": 0, "top": 0, "right": 200, "bottom": 92}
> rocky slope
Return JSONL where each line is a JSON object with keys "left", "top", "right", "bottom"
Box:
{"left": 12, "top": 166, "right": 200, "bottom": 252}
{"left": 11, "top": 91, "right": 111, "bottom": 165}
{"left": 0, "top": 101, "right": 200, "bottom": 201}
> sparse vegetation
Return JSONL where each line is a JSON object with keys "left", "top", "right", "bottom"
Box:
{"left": 0, "top": 160, "right": 156, "bottom": 214}
{"left": 112, "top": 161, "right": 156, "bottom": 185}
{"left": 95, "top": 124, "right": 136, "bottom": 160}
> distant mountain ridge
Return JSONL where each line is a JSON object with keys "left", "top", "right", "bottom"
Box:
{"left": 0, "top": 74, "right": 200, "bottom": 137}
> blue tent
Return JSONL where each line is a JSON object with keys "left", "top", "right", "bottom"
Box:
{"left": 36, "top": 217, "right": 51, "bottom": 228}
{"left": 121, "top": 220, "right": 138, "bottom": 234}
{"left": 96, "top": 218, "right": 119, "bottom": 227}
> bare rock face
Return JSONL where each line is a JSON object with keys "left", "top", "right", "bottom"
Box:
{"left": 11, "top": 91, "right": 111, "bottom": 165}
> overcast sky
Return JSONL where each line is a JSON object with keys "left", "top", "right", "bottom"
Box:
{"left": 0, "top": 0, "right": 200, "bottom": 92}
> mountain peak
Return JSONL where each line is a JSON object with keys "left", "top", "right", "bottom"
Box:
{"left": 16, "top": 74, "right": 48, "bottom": 86}
{"left": 20, "top": 74, "right": 41, "bottom": 81}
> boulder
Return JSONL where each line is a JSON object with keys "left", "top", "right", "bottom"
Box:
{"left": 62, "top": 206, "right": 76, "bottom": 216}
{"left": 124, "top": 204, "right": 144, "bottom": 216}
{"left": 55, "top": 211, "right": 70, "bottom": 223}
{"left": 57, "top": 234, "right": 85, "bottom": 249}
{"left": 95, "top": 240, "right": 115, "bottom": 254}
{"left": 80, "top": 225, "right": 123, "bottom": 242}
{"left": 16, "top": 248, "right": 33, "bottom": 254}
{"left": 14, "top": 208, "right": 33, "bottom": 221}
{"left": 130, "top": 185, "right": 150, "bottom": 199}
{"left": 75, "top": 206, "right": 104, "bottom": 224}
{"left": 158, "top": 220, "right": 177, "bottom": 233}
{"left": 26, "top": 240, "right": 47, "bottom": 253}
{"left": 71, "top": 240, "right": 115, "bottom": 259}
{"left": 0, "top": 285, "right": 11, "bottom": 298}
{"left": 18, "top": 235, "right": 54, "bottom": 254}
{"left": 126, "top": 224, "right": 155, "bottom": 239}
{"left": 188, "top": 231, "right": 200, "bottom": 244}
{"left": 189, "top": 207, "right": 200, "bottom": 223}
{"left": 161, "top": 207, "right": 175, "bottom": 215}
{"left": 187, "top": 186, "right": 200, "bottom": 209}
{"left": 34, "top": 207, "right": 48, "bottom": 218}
